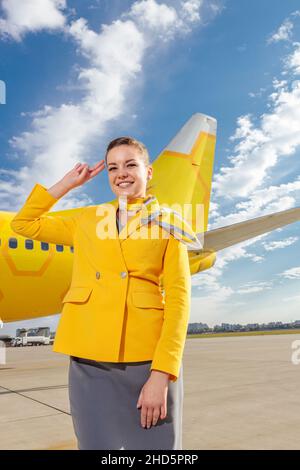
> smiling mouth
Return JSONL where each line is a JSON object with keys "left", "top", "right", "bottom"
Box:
{"left": 117, "top": 181, "right": 134, "bottom": 187}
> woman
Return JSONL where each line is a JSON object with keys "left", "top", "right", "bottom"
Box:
{"left": 10, "top": 136, "right": 196, "bottom": 450}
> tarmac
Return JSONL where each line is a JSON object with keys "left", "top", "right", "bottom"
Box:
{"left": 0, "top": 333, "right": 300, "bottom": 450}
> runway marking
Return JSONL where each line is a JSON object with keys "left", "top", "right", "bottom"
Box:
{"left": 0, "top": 384, "right": 71, "bottom": 415}
{"left": 0, "top": 384, "right": 67, "bottom": 395}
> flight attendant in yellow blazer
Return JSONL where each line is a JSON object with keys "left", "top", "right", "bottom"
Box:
{"left": 10, "top": 136, "right": 192, "bottom": 450}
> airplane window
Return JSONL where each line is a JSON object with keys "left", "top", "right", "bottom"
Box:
{"left": 56, "top": 245, "right": 64, "bottom": 252}
{"left": 25, "top": 239, "right": 33, "bottom": 250}
{"left": 41, "top": 242, "right": 49, "bottom": 251}
{"left": 70, "top": 246, "right": 74, "bottom": 253}
{"left": 9, "top": 238, "right": 17, "bottom": 249}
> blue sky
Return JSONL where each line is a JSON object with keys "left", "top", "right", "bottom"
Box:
{"left": 1, "top": 0, "right": 300, "bottom": 336}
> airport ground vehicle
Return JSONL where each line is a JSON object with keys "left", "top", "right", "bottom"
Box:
{"left": 13, "top": 327, "right": 51, "bottom": 346}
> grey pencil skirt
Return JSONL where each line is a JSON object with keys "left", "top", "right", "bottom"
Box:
{"left": 68, "top": 355, "right": 184, "bottom": 450}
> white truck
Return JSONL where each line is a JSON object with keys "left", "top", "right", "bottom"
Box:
{"left": 13, "top": 327, "right": 51, "bottom": 346}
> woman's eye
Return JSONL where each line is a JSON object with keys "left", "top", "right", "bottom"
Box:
{"left": 109, "top": 164, "right": 136, "bottom": 171}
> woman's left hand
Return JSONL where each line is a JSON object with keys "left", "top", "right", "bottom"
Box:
{"left": 136, "top": 372, "right": 169, "bottom": 428}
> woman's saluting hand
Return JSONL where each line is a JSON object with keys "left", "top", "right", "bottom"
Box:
{"left": 63, "top": 160, "right": 106, "bottom": 189}
{"left": 47, "top": 160, "right": 106, "bottom": 199}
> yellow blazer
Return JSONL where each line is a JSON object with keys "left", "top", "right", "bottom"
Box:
{"left": 10, "top": 183, "right": 191, "bottom": 382}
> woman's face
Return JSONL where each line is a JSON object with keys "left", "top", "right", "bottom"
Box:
{"left": 106, "top": 144, "right": 152, "bottom": 200}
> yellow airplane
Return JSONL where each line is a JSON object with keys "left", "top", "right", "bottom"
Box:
{"left": 1, "top": 112, "right": 300, "bottom": 324}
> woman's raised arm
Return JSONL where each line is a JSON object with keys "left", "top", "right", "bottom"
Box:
{"left": 10, "top": 160, "right": 105, "bottom": 246}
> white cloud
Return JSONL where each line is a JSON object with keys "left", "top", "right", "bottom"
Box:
{"left": 181, "top": 0, "right": 202, "bottom": 23}
{"left": 212, "top": 41, "right": 300, "bottom": 214}
{"left": 262, "top": 236, "right": 299, "bottom": 251}
{"left": 267, "top": 18, "right": 294, "bottom": 44}
{"left": 279, "top": 266, "right": 300, "bottom": 279}
{"left": 285, "top": 42, "right": 300, "bottom": 74}
{"left": 208, "top": 176, "right": 300, "bottom": 230}
{"left": 0, "top": 0, "right": 67, "bottom": 41}
{"left": 3, "top": 0, "right": 221, "bottom": 211}
{"left": 193, "top": 18, "right": 300, "bottom": 323}
{"left": 248, "top": 87, "right": 266, "bottom": 99}
{"left": 215, "top": 22, "right": 300, "bottom": 223}
{"left": 267, "top": 10, "right": 300, "bottom": 45}
{"left": 190, "top": 235, "right": 269, "bottom": 316}
{"left": 121, "top": 0, "right": 219, "bottom": 43}
{"left": 236, "top": 281, "right": 273, "bottom": 294}
{"left": 209, "top": 46, "right": 300, "bottom": 231}
{"left": 192, "top": 12, "right": 300, "bottom": 323}
{"left": 125, "top": 0, "right": 179, "bottom": 41}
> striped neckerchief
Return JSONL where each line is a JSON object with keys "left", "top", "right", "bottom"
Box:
{"left": 117, "top": 194, "right": 203, "bottom": 250}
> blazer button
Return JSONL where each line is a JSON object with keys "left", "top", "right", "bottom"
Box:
{"left": 96, "top": 271, "right": 101, "bottom": 279}
{"left": 120, "top": 271, "right": 127, "bottom": 278}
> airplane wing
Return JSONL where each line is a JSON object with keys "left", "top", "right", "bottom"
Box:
{"left": 190, "top": 206, "right": 300, "bottom": 253}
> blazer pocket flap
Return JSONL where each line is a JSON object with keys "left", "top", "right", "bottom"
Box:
{"left": 62, "top": 286, "right": 93, "bottom": 303}
{"left": 132, "top": 291, "right": 164, "bottom": 309}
